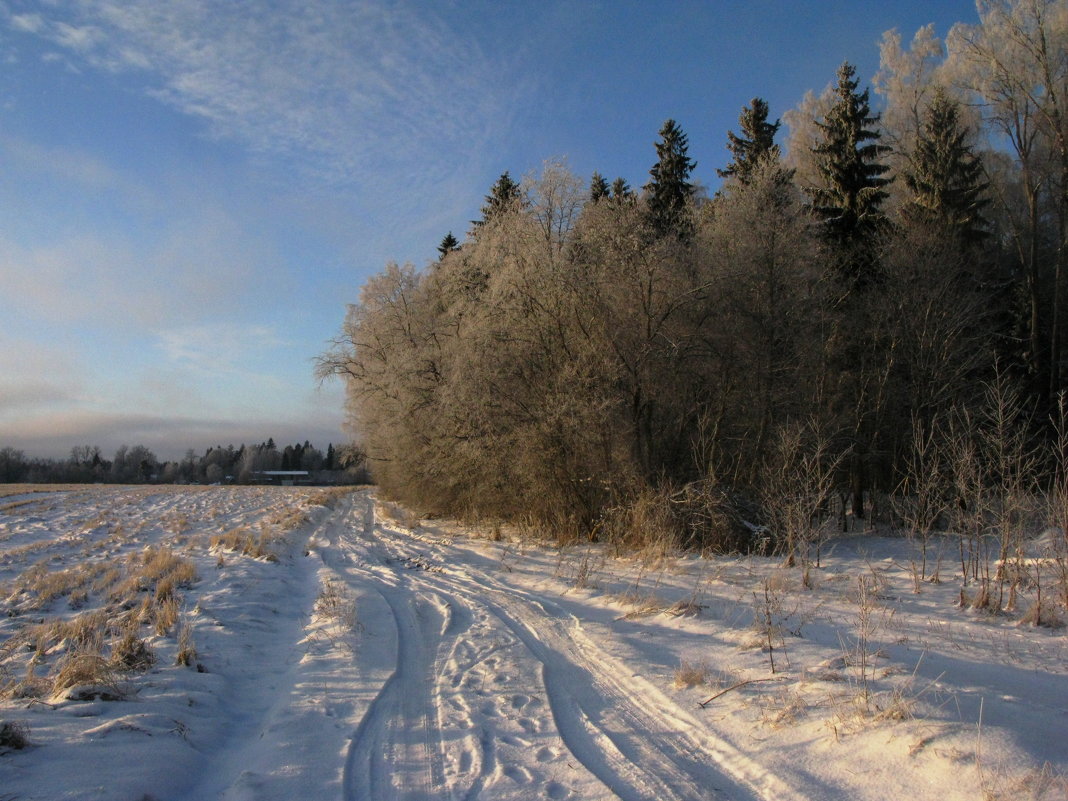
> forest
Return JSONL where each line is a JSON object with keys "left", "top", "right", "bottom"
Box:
{"left": 317, "top": 2, "right": 1068, "bottom": 564}
{"left": 0, "top": 440, "right": 367, "bottom": 485}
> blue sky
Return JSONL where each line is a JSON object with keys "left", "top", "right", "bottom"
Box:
{"left": 0, "top": 0, "right": 979, "bottom": 461}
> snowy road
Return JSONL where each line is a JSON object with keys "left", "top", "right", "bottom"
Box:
{"left": 317, "top": 490, "right": 792, "bottom": 801}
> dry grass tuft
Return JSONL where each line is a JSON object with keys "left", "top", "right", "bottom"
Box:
{"left": 614, "top": 589, "right": 667, "bottom": 618}
{"left": 665, "top": 597, "right": 707, "bottom": 617}
{"left": 980, "top": 760, "right": 1068, "bottom": 801}
{"left": 110, "top": 632, "right": 155, "bottom": 672}
{"left": 210, "top": 527, "right": 280, "bottom": 561}
{"left": 758, "top": 687, "right": 809, "bottom": 728}
{"left": 154, "top": 596, "right": 180, "bottom": 636}
{"left": 673, "top": 660, "right": 713, "bottom": 689}
{"left": 175, "top": 621, "right": 197, "bottom": 667}
{"left": 51, "top": 649, "right": 124, "bottom": 699}
{"left": 377, "top": 501, "right": 421, "bottom": 530}
{"left": 308, "top": 488, "right": 352, "bottom": 508}
{"left": 266, "top": 507, "right": 310, "bottom": 531}
{"left": 0, "top": 720, "right": 30, "bottom": 750}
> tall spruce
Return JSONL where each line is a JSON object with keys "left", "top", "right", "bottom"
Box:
{"left": 809, "top": 62, "right": 892, "bottom": 289}
{"left": 718, "top": 97, "right": 783, "bottom": 184}
{"left": 611, "top": 176, "right": 634, "bottom": 203}
{"left": 902, "top": 89, "right": 989, "bottom": 247}
{"left": 437, "top": 231, "right": 460, "bottom": 260}
{"left": 644, "top": 119, "right": 697, "bottom": 238}
{"left": 472, "top": 171, "right": 522, "bottom": 231}
{"left": 590, "top": 171, "right": 611, "bottom": 202}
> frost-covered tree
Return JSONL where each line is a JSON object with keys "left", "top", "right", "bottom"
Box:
{"left": 947, "top": 0, "right": 1068, "bottom": 396}
{"left": 902, "top": 89, "right": 989, "bottom": 245}
{"left": 874, "top": 25, "right": 951, "bottom": 176}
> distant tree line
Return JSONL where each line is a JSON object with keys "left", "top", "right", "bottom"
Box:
{"left": 0, "top": 440, "right": 368, "bottom": 485}
{"left": 318, "top": 2, "right": 1068, "bottom": 553}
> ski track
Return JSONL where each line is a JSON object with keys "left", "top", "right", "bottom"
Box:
{"left": 329, "top": 489, "right": 793, "bottom": 801}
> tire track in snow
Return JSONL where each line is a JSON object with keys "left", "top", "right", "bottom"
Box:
{"left": 334, "top": 494, "right": 455, "bottom": 801}
{"left": 361, "top": 495, "right": 803, "bottom": 801}
{"left": 376, "top": 540, "right": 711, "bottom": 800}
{"left": 343, "top": 588, "right": 451, "bottom": 800}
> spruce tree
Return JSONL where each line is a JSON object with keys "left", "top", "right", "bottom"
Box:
{"left": 437, "top": 231, "right": 460, "bottom": 259}
{"left": 809, "top": 62, "right": 892, "bottom": 289}
{"left": 644, "top": 119, "right": 697, "bottom": 238}
{"left": 718, "top": 97, "right": 783, "bottom": 184}
{"left": 902, "top": 89, "right": 989, "bottom": 246}
{"left": 472, "top": 171, "right": 522, "bottom": 230}
{"left": 589, "top": 171, "right": 611, "bottom": 202}
{"left": 610, "top": 177, "right": 634, "bottom": 203}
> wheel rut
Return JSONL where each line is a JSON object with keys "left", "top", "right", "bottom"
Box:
{"left": 335, "top": 491, "right": 795, "bottom": 801}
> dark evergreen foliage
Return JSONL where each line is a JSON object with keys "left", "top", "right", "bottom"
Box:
{"left": 589, "top": 171, "right": 610, "bottom": 202}
{"left": 644, "top": 119, "right": 697, "bottom": 238}
{"left": 0, "top": 439, "right": 361, "bottom": 484}
{"left": 437, "top": 231, "right": 460, "bottom": 260}
{"left": 902, "top": 90, "right": 989, "bottom": 246}
{"left": 610, "top": 176, "right": 633, "bottom": 202}
{"left": 809, "top": 62, "right": 892, "bottom": 289}
{"left": 472, "top": 171, "right": 522, "bottom": 231}
{"left": 718, "top": 97, "right": 783, "bottom": 184}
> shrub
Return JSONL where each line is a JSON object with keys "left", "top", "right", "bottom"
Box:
{"left": 0, "top": 720, "right": 29, "bottom": 751}
{"left": 110, "top": 632, "right": 155, "bottom": 672}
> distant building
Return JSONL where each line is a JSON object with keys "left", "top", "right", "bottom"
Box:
{"left": 251, "top": 470, "right": 311, "bottom": 486}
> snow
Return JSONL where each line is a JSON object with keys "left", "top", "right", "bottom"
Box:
{"left": 0, "top": 485, "right": 1066, "bottom": 800}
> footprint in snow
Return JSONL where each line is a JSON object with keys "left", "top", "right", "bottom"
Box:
{"left": 503, "top": 764, "right": 532, "bottom": 784}
{"left": 518, "top": 717, "right": 538, "bottom": 734}
{"left": 545, "top": 780, "right": 570, "bottom": 799}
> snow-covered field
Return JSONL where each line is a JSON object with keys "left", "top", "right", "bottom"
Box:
{"left": 0, "top": 485, "right": 1065, "bottom": 801}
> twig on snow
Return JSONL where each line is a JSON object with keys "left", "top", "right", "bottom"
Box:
{"left": 698, "top": 677, "right": 780, "bottom": 708}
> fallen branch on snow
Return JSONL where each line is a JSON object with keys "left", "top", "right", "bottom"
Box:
{"left": 698, "top": 677, "right": 780, "bottom": 708}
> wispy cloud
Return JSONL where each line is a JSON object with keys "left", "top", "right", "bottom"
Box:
{"left": 0, "top": 134, "right": 133, "bottom": 193}
{"left": 0, "top": 335, "right": 88, "bottom": 420}
{"left": 155, "top": 323, "right": 284, "bottom": 375}
{"left": 4, "top": 1, "right": 509, "bottom": 192}
{"left": 0, "top": 195, "right": 284, "bottom": 329}
{"left": 8, "top": 12, "right": 43, "bottom": 34}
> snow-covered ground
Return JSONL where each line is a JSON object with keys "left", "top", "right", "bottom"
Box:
{"left": 0, "top": 485, "right": 1065, "bottom": 801}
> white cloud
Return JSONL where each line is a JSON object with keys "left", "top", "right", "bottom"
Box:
{"left": 9, "top": 12, "right": 42, "bottom": 33}
{"left": 0, "top": 195, "right": 285, "bottom": 330}
{"left": 52, "top": 20, "right": 101, "bottom": 53}
{"left": 6, "top": 1, "right": 510, "bottom": 192}
{"left": 0, "top": 134, "right": 128, "bottom": 192}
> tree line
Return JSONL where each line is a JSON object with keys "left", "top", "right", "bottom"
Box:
{"left": 318, "top": 1, "right": 1068, "bottom": 555}
{"left": 0, "top": 440, "right": 368, "bottom": 485}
